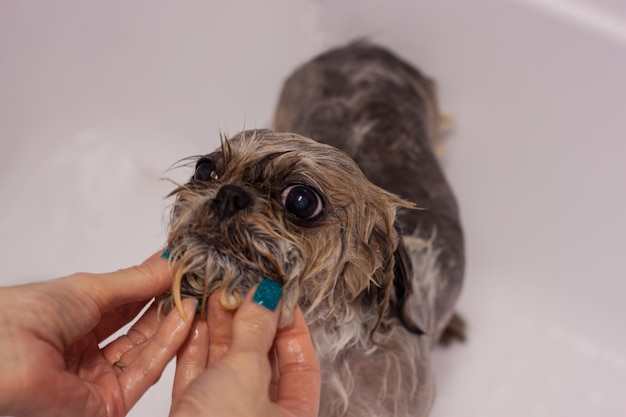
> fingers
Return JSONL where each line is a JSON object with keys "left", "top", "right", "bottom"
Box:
{"left": 174, "top": 281, "right": 279, "bottom": 406}
{"left": 274, "top": 307, "right": 321, "bottom": 417}
{"left": 207, "top": 292, "right": 236, "bottom": 364}
{"left": 81, "top": 251, "right": 172, "bottom": 310}
{"left": 170, "top": 281, "right": 320, "bottom": 417}
{"left": 15, "top": 252, "right": 171, "bottom": 353}
{"left": 172, "top": 316, "right": 209, "bottom": 405}
{"left": 229, "top": 279, "right": 283, "bottom": 358}
{"left": 101, "top": 301, "right": 162, "bottom": 363}
{"left": 93, "top": 300, "right": 150, "bottom": 343}
{"left": 112, "top": 298, "right": 196, "bottom": 411}
{"left": 172, "top": 291, "right": 237, "bottom": 404}
{"left": 208, "top": 279, "right": 283, "bottom": 402}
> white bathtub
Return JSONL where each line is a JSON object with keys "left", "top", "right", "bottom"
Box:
{"left": 1, "top": 1, "right": 625, "bottom": 416}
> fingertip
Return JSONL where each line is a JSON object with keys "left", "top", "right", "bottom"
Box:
{"left": 208, "top": 292, "right": 235, "bottom": 326}
{"left": 236, "top": 279, "right": 283, "bottom": 323}
{"left": 177, "top": 297, "right": 198, "bottom": 325}
{"left": 126, "top": 251, "right": 172, "bottom": 297}
{"left": 159, "top": 298, "right": 196, "bottom": 346}
{"left": 140, "top": 250, "right": 174, "bottom": 284}
{"left": 274, "top": 306, "right": 318, "bottom": 368}
{"left": 277, "top": 305, "right": 308, "bottom": 337}
{"left": 206, "top": 292, "right": 235, "bottom": 364}
{"left": 251, "top": 278, "right": 282, "bottom": 312}
{"left": 273, "top": 304, "right": 320, "bottom": 417}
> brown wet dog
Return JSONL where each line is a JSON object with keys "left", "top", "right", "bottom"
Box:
{"left": 162, "top": 42, "right": 464, "bottom": 417}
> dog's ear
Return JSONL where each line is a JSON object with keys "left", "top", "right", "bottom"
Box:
{"left": 390, "top": 231, "right": 425, "bottom": 335}
{"left": 367, "top": 210, "right": 426, "bottom": 338}
{"left": 363, "top": 191, "right": 427, "bottom": 337}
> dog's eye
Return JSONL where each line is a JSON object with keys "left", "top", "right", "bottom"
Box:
{"left": 193, "top": 159, "right": 218, "bottom": 182}
{"left": 281, "top": 184, "right": 323, "bottom": 220}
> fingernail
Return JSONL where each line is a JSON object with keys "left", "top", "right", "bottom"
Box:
{"left": 194, "top": 298, "right": 201, "bottom": 315}
{"left": 252, "top": 278, "right": 282, "bottom": 312}
{"left": 161, "top": 248, "right": 171, "bottom": 259}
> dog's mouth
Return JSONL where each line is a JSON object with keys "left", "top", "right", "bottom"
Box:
{"left": 164, "top": 209, "right": 304, "bottom": 318}
{"left": 172, "top": 247, "right": 283, "bottom": 315}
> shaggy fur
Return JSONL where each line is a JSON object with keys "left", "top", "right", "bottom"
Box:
{"left": 162, "top": 42, "right": 464, "bottom": 417}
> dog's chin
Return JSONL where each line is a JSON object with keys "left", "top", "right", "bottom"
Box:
{"left": 162, "top": 226, "right": 305, "bottom": 327}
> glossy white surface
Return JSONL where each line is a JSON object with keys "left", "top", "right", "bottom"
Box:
{"left": 2, "top": 1, "right": 625, "bottom": 416}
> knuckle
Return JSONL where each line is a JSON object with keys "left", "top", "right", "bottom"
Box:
{"left": 240, "top": 315, "right": 276, "bottom": 342}
{"left": 126, "top": 327, "right": 149, "bottom": 346}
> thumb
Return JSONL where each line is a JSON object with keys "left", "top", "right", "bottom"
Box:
{"left": 14, "top": 250, "right": 173, "bottom": 352}
{"left": 230, "top": 278, "right": 283, "bottom": 356}
{"left": 77, "top": 250, "right": 173, "bottom": 309}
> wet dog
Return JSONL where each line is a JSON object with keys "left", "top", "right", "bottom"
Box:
{"left": 162, "top": 42, "right": 464, "bottom": 417}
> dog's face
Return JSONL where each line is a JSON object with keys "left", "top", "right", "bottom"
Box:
{"left": 164, "top": 129, "right": 413, "bottom": 328}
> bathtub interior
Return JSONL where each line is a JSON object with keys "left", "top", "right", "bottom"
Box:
{"left": 1, "top": 1, "right": 626, "bottom": 416}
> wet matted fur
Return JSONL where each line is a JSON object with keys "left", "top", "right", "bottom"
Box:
{"left": 161, "top": 42, "right": 464, "bottom": 417}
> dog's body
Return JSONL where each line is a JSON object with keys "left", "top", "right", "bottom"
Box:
{"left": 164, "top": 43, "right": 464, "bottom": 417}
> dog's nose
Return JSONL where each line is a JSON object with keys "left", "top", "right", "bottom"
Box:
{"left": 211, "top": 184, "right": 253, "bottom": 219}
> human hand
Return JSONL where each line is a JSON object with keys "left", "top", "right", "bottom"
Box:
{"left": 0, "top": 252, "right": 196, "bottom": 417}
{"left": 170, "top": 279, "right": 321, "bottom": 417}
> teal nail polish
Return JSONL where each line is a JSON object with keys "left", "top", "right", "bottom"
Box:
{"left": 253, "top": 278, "right": 282, "bottom": 312}
{"left": 161, "top": 248, "right": 170, "bottom": 259}
{"left": 194, "top": 298, "right": 201, "bottom": 315}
